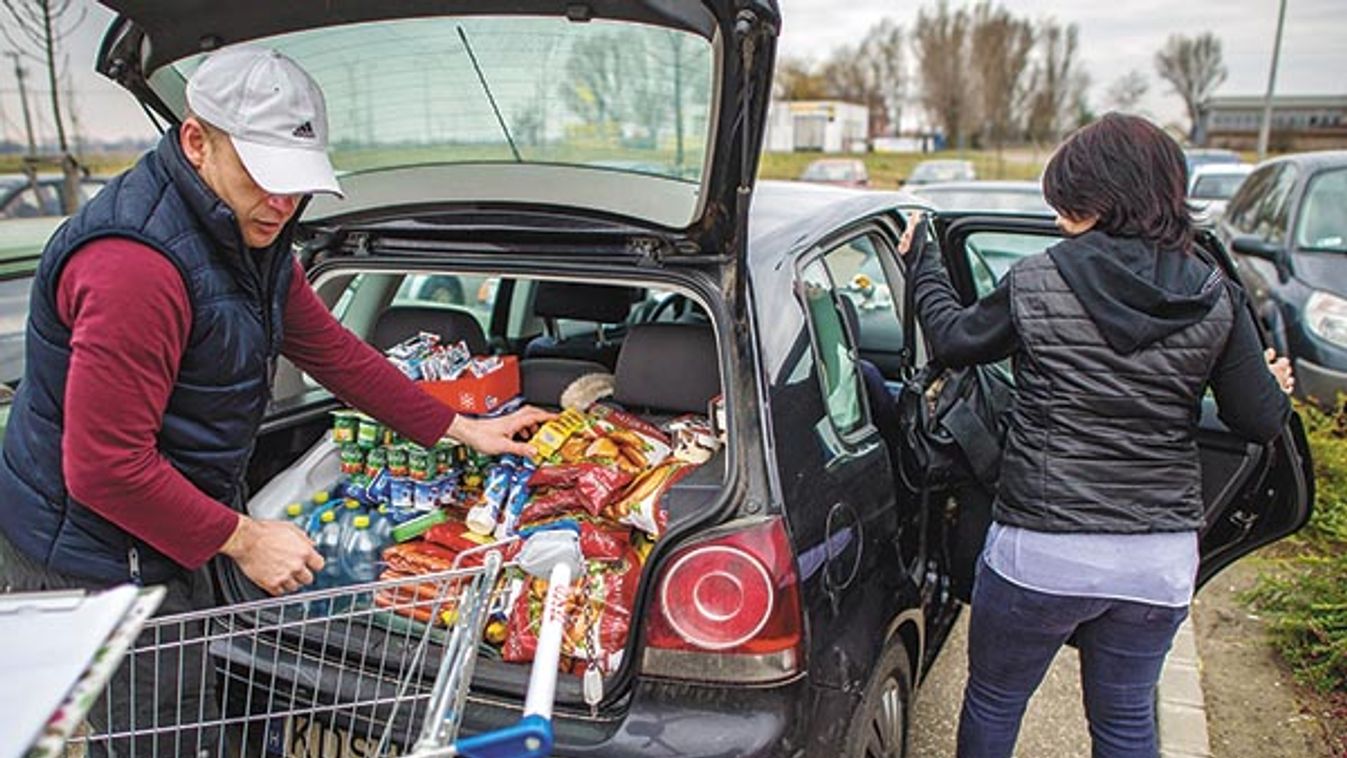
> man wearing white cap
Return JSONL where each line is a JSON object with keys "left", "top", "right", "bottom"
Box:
{"left": 0, "top": 45, "right": 548, "bottom": 755}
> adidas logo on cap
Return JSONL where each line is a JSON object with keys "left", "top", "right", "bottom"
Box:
{"left": 292, "top": 121, "right": 316, "bottom": 139}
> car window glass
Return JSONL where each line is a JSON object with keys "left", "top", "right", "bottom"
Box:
{"left": 963, "top": 231, "right": 1057, "bottom": 297}
{"left": 0, "top": 276, "right": 32, "bottom": 386}
{"left": 393, "top": 274, "right": 498, "bottom": 334}
{"left": 1254, "top": 165, "right": 1298, "bottom": 243}
{"left": 2, "top": 187, "right": 46, "bottom": 219}
{"left": 799, "top": 258, "right": 865, "bottom": 434}
{"left": 1225, "top": 166, "right": 1276, "bottom": 234}
{"left": 1296, "top": 168, "right": 1347, "bottom": 253}
{"left": 822, "top": 234, "right": 902, "bottom": 353}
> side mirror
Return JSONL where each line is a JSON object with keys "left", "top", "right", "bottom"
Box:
{"left": 1230, "top": 234, "right": 1283, "bottom": 263}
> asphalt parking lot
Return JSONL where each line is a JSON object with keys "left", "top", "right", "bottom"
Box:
{"left": 909, "top": 611, "right": 1093, "bottom": 757}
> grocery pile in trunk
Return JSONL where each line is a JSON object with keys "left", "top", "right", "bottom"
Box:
{"left": 289, "top": 333, "right": 723, "bottom": 677}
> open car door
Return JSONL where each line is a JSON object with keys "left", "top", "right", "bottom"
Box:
{"left": 930, "top": 212, "right": 1313, "bottom": 593}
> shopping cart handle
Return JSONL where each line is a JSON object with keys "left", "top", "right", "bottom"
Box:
{"left": 453, "top": 714, "right": 553, "bottom": 758}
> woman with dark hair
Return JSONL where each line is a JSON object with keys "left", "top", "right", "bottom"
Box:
{"left": 899, "top": 112, "right": 1294, "bottom": 757}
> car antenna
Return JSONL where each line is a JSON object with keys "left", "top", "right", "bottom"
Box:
{"left": 457, "top": 25, "right": 522, "bottom": 163}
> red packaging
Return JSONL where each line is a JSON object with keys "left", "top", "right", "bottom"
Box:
{"left": 502, "top": 550, "right": 641, "bottom": 673}
{"left": 420, "top": 355, "right": 520, "bottom": 414}
{"left": 602, "top": 461, "right": 692, "bottom": 538}
{"left": 383, "top": 541, "right": 458, "bottom": 574}
{"left": 517, "top": 517, "right": 632, "bottom": 562}
{"left": 525, "top": 463, "right": 633, "bottom": 518}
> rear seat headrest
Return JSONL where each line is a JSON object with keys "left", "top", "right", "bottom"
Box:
{"left": 614, "top": 324, "right": 719, "bottom": 414}
{"left": 373, "top": 305, "right": 488, "bottom": 355}
{"left": 521, "top": 358, "right": 610, "bottom": 408}
{"left": 533, "top": 281, "right": 644, "bottom": 323}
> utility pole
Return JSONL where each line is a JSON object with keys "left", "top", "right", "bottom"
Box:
{"left": 1256, "top": 0, "right": 1289, "bottom": 161}
{"left": 6, "top": 51, "right": 39, "bottom": 157}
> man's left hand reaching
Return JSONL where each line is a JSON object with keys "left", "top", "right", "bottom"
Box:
{"left": 447, "top": 405, "right": 556, "bottom": 458}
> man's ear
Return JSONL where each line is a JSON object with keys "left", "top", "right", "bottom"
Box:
{"left": 180, "top": 117, "right": 209, "bottom": 170}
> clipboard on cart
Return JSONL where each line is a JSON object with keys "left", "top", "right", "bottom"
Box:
{"left": 0, "top": 585, "right": 165, "bottom": 758}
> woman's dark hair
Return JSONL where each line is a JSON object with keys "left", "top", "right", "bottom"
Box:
{"left": 1042, "top": 112, "right": 1195, "bottom": 251}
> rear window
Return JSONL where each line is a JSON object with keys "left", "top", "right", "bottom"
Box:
{"left": 1191, "top": 174, "right": 1248, "bottom": 200}
{"left": 149, "top": 17, "right": 715, "bottom": 185}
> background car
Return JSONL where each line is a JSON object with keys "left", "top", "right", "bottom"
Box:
{"left": 1217, "top": 150, "right": 1347, "bottom": 405}
{"left": 907, "top": 180, "right": 1051, "bottom": 214}
{"left": 902, "top": 159, "right": 976, "bottom": 188}
{"left": 799, "top": 158, "right": 870, "bottom": 187}
{"left": 1183, "top": 147, "right": 1243, "bottom": 175}
{"left": 0, "top": 173, "right": 107, "bottom": 219}
{"left": 0, "top": 215, "right": 67, "bottom": 438}
{"left": 1189, "top": 163, "right": 1253, "bottom": 222}
{"left": 89, "top": 2, "right": 1312, "bottom": 756}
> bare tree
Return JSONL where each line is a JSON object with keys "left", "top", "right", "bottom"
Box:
{"left": 559, "top": 34, "right": 626, "bottom": 137}
{"left": 1154, "top": 32, "right": 1227, "bottom": 144}
{"left": 1106, "top": 69, "right": 1149, "bottom": 113}
{"left": 774, "top": 56, "right": 830, "bottom": 101}
{"left": 2, "top": 0, "right": 86, "bottom": 211}
{"left": 969, "top": 2, "right": 1034, "bottom": 165}
{"left": 1024, "top": 19, "right": 1083, "bottom": 145}
{"left": 856, "top": 19, "right": 905, "bottom": 138}
{"left": 914, "top": 0, "right": 973, "bottom": 149}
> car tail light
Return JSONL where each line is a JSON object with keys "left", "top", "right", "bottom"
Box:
{"left": 641, "top": 516, "right": 803, "bottom": 684}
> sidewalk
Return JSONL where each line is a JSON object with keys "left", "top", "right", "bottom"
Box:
{"left": 909, "top": 613, "right": 1210, "bottom": 757}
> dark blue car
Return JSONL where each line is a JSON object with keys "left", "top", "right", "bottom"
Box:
{"left": 1218, "top": 151, "right": 1347, "bottom": 405}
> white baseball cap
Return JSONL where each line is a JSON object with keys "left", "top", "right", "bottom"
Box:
{"left": 185, "top": 45, "right": 343, "bottom": 198}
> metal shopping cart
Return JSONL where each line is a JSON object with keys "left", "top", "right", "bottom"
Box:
{"left": 64, "top": 538, "right": 579, "bottom": 758}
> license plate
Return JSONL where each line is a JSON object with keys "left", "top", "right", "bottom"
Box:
{"left": 272, "top": 716, "right": 406, "bottom": 758}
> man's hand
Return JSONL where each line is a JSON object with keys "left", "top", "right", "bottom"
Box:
{"left": 448, "top": 405, "right": 556, "bottom": 458}
{"left": 220, "top": 515, "right": 324, "bottom": 596}
{"left": 1266, "top": 348, "right": 1295, "bottom": 395}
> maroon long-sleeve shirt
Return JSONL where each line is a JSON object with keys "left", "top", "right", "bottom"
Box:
{"left": 57, "top": 238, "right": 456, "bottom": 570}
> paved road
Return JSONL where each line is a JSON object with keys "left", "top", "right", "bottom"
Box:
{"left": 909, "top": 611, "right": 1092, "bottom": 757}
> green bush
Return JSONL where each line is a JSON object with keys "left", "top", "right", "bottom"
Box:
{"left": 1242, "top": 400, "right": 1347, "bottom": 693}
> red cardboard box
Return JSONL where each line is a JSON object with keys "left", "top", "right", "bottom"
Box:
{"left": 420, "top": 356, "right": 520, "bottom": 414}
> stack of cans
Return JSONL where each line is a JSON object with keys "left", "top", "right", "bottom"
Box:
{"left": 332, "top": 410, "right": 466, "bottom": 519}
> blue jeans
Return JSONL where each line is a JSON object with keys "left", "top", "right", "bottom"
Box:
{"left": 957, "top": 563, "right": 1189, "bottom": 758}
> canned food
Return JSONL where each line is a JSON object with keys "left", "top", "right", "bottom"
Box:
{"left": 408, "top": 446, "right": 432, "bottom": 481}
{"left": 356, "top": 415, "right": 383, "bottom": 449}
{"left": 364, "top": 447, "right": 388, "bottom": 478}
{"left": 340, "top": 443, "right": 365, "bottom": 475}
{"left": 437, "top": 468, "right": 462, "bottom": 508}
{"left": 387, "top": 446, "right": 410, "bottom": 478}
{"left": 331, "top": 411, "right": 358, "bottom": 444}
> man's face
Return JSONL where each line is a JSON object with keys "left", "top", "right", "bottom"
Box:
{"left": 180, "top": 117, "right": 300, "bottom": 249}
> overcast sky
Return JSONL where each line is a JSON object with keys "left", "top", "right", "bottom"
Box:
{"left": 0, "top": 0, "right": 1343, "bottom": 145}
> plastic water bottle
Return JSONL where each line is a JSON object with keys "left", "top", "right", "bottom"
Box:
{"left": 336, "top": 498, "right": 364, "bottom": 544}
{"left": 313, "top": 510, "right": 345, "bottom": 589}
{"left": 339, "top": 515, "right": 384, "bottom": 585}
{"left": 371, "top": 505, "right": 394, "bottom": 550}
{"left": 284, "top": 501, "right": 309, "bottom": 531}
{"left": 310, "top": 489, "right": 331, "bottom": 511}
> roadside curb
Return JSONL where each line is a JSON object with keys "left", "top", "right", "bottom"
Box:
{"left": 1158, "top": 616, "right": 1212, "bottom": 758}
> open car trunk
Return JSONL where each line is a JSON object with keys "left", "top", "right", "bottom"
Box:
{"left": 215, "top": 258, "right": 735, "bottom": 748}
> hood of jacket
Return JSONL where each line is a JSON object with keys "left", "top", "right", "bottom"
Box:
{"left": 1047, "top": 230, "right": 1223, "bottom": 354}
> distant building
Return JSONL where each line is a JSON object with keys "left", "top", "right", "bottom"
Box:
{"left": 764, "top": 100, "right": 869, "bottom": 153}
{"left": 1203, "top": 95, "right": 1347, "bottom": 151}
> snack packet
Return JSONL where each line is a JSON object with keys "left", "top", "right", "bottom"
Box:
{"left": 603, "top": 461, "right": 693, "bottom": 538}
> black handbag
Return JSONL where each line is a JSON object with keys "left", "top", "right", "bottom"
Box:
{"left": 895, "top": 222, "right": 1014, "bottom": 494}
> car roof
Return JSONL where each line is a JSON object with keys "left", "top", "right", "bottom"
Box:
{"left": 747, "top": 180, "right": 912, "bottom": 264}
{"left": 912, "top": 180, "right": 1039, "bottom": 192}
{"left": 1191, "top": 164, "right": 1253, "bottom": 177}
{"left": 1260, "top": 150, "right": 1347, "bottom": 171}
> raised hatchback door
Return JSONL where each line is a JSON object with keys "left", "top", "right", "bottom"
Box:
{"left": 934, "top": 213, "right": 1312, "bottom": 590}
{"left": 95, "top": 0, "right": 779, "bottom": 267}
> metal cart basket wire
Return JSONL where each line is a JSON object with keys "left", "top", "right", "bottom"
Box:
{"left": 62, "top": 543, "right": 574, "bottom": 758}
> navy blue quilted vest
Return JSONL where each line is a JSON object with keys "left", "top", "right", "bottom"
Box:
{"left": 0, "top": 131, "right": 294, "bottom": 584}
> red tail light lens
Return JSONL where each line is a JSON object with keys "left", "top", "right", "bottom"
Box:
{"left": 642, "top": 516, "right": 803, "bottom": 683}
